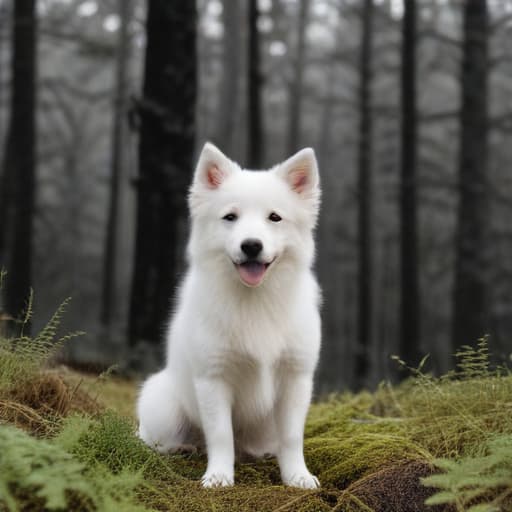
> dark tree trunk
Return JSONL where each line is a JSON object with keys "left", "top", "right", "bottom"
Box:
{"left": 129, "top": 1, "right": 197, "bottom": 346}
{"left": 215, "top": 0, "right": 241, "bottom": 156}
{"left": 355, "top": 0, "right": 374, "bottom": 389}
{"left": 100, "top": 0, "right": 132, "bottom": 329}
{"left": 247, "top": 0, "right": 263, "bottom": 168}
{"left": 452, "top": 0, "right": 489, "bottom": 350}
{"left": 287, "top": 0, "right": 310, "bottom": 155}
{"left": 399, "top": 0, "right": 421, "bottom": 367}
{"left": 0, "top": 3, "right": 11, "bottom": 256}
{"left": 1, "top": 0, "right": 37, "bottom": 320}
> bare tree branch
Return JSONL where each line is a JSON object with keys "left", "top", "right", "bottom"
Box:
{"left": 418, "top": 28, "right": 462, "bottom": 48}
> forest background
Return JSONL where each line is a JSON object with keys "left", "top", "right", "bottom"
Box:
{"left": 1, "top": 0, "right": 510, "bottom": 392}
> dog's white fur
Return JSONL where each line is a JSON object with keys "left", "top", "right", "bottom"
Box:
{"left": 137, "top": 143, "right": 321, "bottom": 489}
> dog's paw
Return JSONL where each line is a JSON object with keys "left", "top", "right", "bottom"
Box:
{"left": 283, "top": 471, "right": 320, "bottom": 489}
{"left": 201, "top": 471, "right": 234, "bottom": 488}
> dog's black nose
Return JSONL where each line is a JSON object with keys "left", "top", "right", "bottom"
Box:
{"left": 241, "top": 239, "right": 263, "bottom": 258}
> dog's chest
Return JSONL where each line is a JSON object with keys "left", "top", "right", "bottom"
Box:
{"left": 223, "top": 305, "right": 289, "bottom": 363}
{"left": 227, "top": 356, "right": 277, "bottom": 423}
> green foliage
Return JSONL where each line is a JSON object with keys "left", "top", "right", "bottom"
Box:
{"left": 376, "top": 338, "right": 512, "bottom": 458}
{"left": 0, "top": 297, "right": 83, "bottom": 391}
{"left": 0, "top": 424, "right": 149, "bottom": 512}
{"left": 423, "top": 435, "right": 512, "bottom": 511}
{"left": 0, "top": 425, "right": 91, "bottom": 511}
{"left": 454, "top": 336, "right": 492, "bottom": 379}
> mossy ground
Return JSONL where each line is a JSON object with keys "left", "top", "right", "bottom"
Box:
{"left": 1, "top": 329, "right": 511, "bottom": 511}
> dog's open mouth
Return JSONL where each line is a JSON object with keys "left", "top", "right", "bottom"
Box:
{"left": 236, "top": 261, "right": 272, "bottom": 287}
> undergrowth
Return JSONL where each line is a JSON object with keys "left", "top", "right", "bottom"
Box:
{"left": 0, "top": 294, "right": 82, "bottom": 391}
{"left": 0, "top": 425, "right": 148, "bottom": 512}
{"left": 423, "top": 435, "right": 512, "bottom": 512}
{"left": 376, "top": 337, "right": 512, "bottom": 458}
{"left": 1, "top": 296, "right": 511, "bottom": 512}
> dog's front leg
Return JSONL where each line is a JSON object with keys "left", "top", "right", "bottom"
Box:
{"left": 276, "top": 372, "right": 319, "bottom": 489}
{"left": 194, "top": 377, "right": 234, "bottom": 487}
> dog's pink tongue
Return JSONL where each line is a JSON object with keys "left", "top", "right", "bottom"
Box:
{"left": 238, "top": 262, "right": 266, "bottom": 286}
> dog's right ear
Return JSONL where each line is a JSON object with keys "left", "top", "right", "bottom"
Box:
{"left": 193, "top": 142, "right": 233, "bottom": 190}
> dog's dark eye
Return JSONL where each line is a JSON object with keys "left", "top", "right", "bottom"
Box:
{"left": 269, "top": 212, "right": 282, "bottom": 222}
{"left": 223, "top": 213, "right": 238, "bottom": 222}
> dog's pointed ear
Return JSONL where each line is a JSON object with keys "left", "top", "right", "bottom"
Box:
{"left": 193, "top": 142, "right": 233, "bottom": 190}
{"left": 275, "top": 148, "right": 320, "bottom": 197}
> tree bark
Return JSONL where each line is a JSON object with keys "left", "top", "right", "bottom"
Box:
{"left": 1, "top": 0, "right": 37, "bottom": 320}
{"left": 129, "top": 1, "right": 197, "bottom": 346}
{"left": 247, "top": 0, "right": 263, "bottom": 168}
{"left": 452, "top": 0, "right": 489, "bottom": 351}
{"left": 399, "top": 0, "right": 421, "bottom": 367}
{"left": 100, "top": 0, "right": 132, "bottom": 329}
{"left": 355, "top": 0, "right": 374, "bottom": 389}
{"left": 287, "top": 0, "right": 310, "bottom": 155}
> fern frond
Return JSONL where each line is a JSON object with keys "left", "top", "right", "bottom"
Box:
{"left": 33, "top": 297, "right": 72, "bottom": 349}
{"left": 423, "top": 435, "right": 512, "bottom": 511}
{"left": 20, "top": 288, "right": 34, "bottom": 336}
{"left": 455, "top": 335, "right": 491, "bottom": 379}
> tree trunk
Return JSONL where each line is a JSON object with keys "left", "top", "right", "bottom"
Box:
{"left": 247, "top": 0, "right": 263, "bottom": 168}
{"left": 215, "top": 0, "right": 241, "bottom": 156}
{"left": 355, "top": 0, "right": 374, "bottom": 389}
{"left": 129, "top": 1, "right": 197, "bottom": 347}
{"left": 100, "top": 0, "right": 132, "bottom": 329}
{"left": 399, "top": 0, "right": 421, "bottom": 367}
{"left": 1, "top": 0, "right": 37, "bottom": 320}
{"left": 287, "top": 0, "right": 310, "bottom": 155}
{"left": 452, "top": 0, "right": 489, "bottom": 351}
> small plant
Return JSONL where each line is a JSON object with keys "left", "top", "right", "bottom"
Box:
{"left": 454, "top": 336, "right": 492, "bottom": 379}
{"left": 0, "top": 295, "right": 83, "bottom": 391}
{"left": 423, "top": 435, "right": 512, "bottom": 512}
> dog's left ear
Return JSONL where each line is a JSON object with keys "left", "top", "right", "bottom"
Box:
{"left": 276, "top": 148, "right": 319, "bottom": 197}
{"left": 193, "top": 142, "right": 234, "bottom": 190}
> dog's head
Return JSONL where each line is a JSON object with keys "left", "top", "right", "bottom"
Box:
{"left": 188, "top": 143, "right": 320, "bottom": 287}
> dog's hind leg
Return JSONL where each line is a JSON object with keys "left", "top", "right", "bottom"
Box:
{"left": 137, "top": 369, "right": 194, "bottom": 454}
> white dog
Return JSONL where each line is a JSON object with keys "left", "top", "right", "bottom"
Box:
{"left": 137, "top": 143, "right": 321, "bottom": 489}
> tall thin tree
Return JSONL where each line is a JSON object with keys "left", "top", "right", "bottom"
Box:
{"left": 452, "top": 0, "right": 489, "bottom": 351}
{"left": 287, "top": 0, "right": 310, "bottom": 155}
{"left": 355, "top": 0, "right": 374, "bottom": 389}
{"left": 100, "top": 0, "right": 132, "bottom": 329}
{"left": 129, "top": 1, "right": 197, "bottom": 347}
{"left": 399, "top": 0, "right": 420, "bottom": 367}
{"left": 247, "top": 0, "right": 263, "bottom": 168}
{"left": 215, "top": 0, "right": 241, "bottom": 157}
{"left": 1, "top": 0, "right": 37, "bottom": 320}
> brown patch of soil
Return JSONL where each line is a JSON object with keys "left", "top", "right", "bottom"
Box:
{"left": 335, "top": 460, "right": 453, "bottom": 512}
{"left": 0, "top": 373, "right": 102, "bottom": 435}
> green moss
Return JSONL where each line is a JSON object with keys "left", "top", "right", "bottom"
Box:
{"left": 374, "top": 341, "right": 512, "bottom": 457}
{"left": 306, "top": 433, "right": 430, "bottom": 488}
{"left": 56, "top": 412, "right": 184, "bottom": 483}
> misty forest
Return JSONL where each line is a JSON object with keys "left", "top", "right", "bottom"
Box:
{"left": 2, "top": 1, "right": 512, "bottom": 511}
{"left": 2, "top": 0, "right": 511, "bottom": 391}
